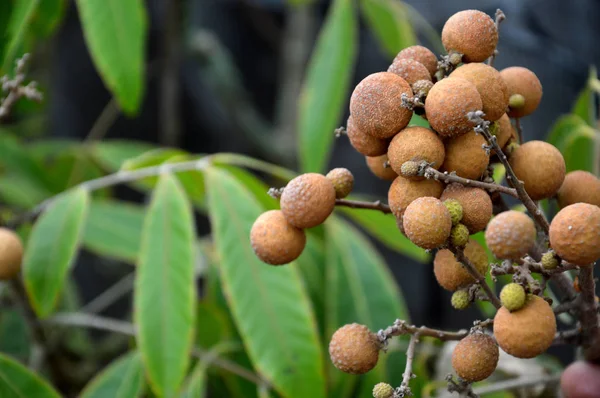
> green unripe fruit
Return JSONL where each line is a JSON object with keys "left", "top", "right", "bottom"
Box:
{"left": 400, "top": 161, "right": 420, "bottom": 177}
{"left": 326, "top": 168, "right": 354, "bottom": 199}
{"left": 451, "top": 223, "right": 470, "bottom": 247}
{"left": 509, "top": 93, "right": 526, "bottom": 109}
{"left": 500, "top": 283, "right": 526, "bottom": 312}
{"left": 451, "top": 289, "right": 470, "bottom": 310}
{"left": 372, "top": 382, "right": 394, "bottom": 398}
{"left": 504, "top": 141, "right": 520, "bottom": 155}
{"left": 444, "top": 199, "right": 463, "bottom": 225}
{"left": 489, "top": 120, "right": 499, "bottom": 136}
{"left": 541, "top": 251, "right": 559, "bottom": 270}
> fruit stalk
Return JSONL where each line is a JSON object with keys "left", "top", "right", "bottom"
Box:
{"left": 378, "top": 319, "right": 488, "bottom": 343}
{"left": 576, "top": 264, "right": 600, "bottom": 362}
{"left": 397, "top": 333, "right": 419, "bottom": 397}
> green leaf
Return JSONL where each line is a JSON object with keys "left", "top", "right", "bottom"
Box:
{"left": 135, "top": 174, "right": 196, "bottom": 396}
{"left": 179, "top": 361, "right": 207, "bottom": 398}
{"left": 0, "top": 173, "right": 50, "bottom": 209}
{"left": 0, "top": 2, "right": 14, "bottom": 65}
{"left": 80, "top": 351, "right": 144, "bottom": 398}
{"left": 572, "top": 83, "right": 594, "bottom": 126}
{"left": 1, "top": 0, "right": 39, "bottom": 74}
{"left": 0, "top": 352, "right": 60, "bottom": 397}
{"left": 0, "top": 310, "right": 30, "bottom": 362}
{"left": 29, "top": 0, "right": 66, "bottom": 38}
{"left": 75, "top": 0, "right": 147, "bottom": 114}
{"left": 295, "top": 229, "right": 326, "bottom": 334}
{"left": 298, "top": 0, "right": 357, "bottom": 173}
{"left": 205, "top": 167, "right": 326, "bottom": 398}
{"left": 546, "top": 114, "right": 596, "bottom": 173}
{"left": 360, "top": 0, "right": 416, "bottom": 58}
{"left": 92, "top": 140, "right": 156, "bottom": 172}
{"left": 0, "top": 130, "right": 53, "bottom": 192}
{"left": 409, "top": 113, "right": 430, "bottom": 128}
{"left": 215, "top": 165, "right": 279, "bottom": 210}
{"left": 121, "top": 148, "right": 188, "bottom": 188}
{"left": 23, "top": 188, "right": 90, "bottom": 317}
{"left": 195, "top": 302, "right": 232, "bottom": 349}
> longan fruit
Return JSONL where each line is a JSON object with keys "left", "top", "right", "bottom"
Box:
{"left": 557, "top": 170, "right": 600, "bottom": 208}
{"left": 250, "top": 210, "right": 306, "bottom": 265}
{"left": 500, "top": 283, "right": 527, "bottom": 312}
{"left": 366, "top": 155, "right": 397, "bottom": 180}
{"left": 425, "top": 77, "right": 482, "bottom": 138}
{"left": 485, "top": 210, "right": 536, "bottom": 260}
{"left": 493, "top": 295, "right": 556, "bottom": 358}
{"left": 372, "top": 383, "right": 394, "bottom": 398}
{"left": 450, "top": 63, "right": 509, "bottom": 121}
{"left": 403, "top": 197, "right": 452, "bottom": 249}
{"left": 387, "top": 58, "right": 432, "bottom": 86}
{"left": 549, "top": 203, "right": 600, "bottom": 266}
{"left": 326, "top": 168, "right": 354, "bottom": 199}
{"left": 346, "top": 116, "right": 389, "bottom": 156}
{"left": 442, "top": 130, "right": 490, "bottom": 180}
{"left": 393, "top": 45, "right": 438, "bottom": 77}
{"left": 434, "top": 239, "right": 488, "bottom": 291}
{"left": 452, "top": 333, "right": 499, "bottom": 382}
{"left": 329, "top": 323, "right": 380, "bottom": 374}
{"left": 387, "top": 126, "right": 445, "bottom": 178}
{"left": 441, "top": 184, "right": 493, "bottom": 234}
{"left": 500, "top": 67, "right": 543, "bottom": 118}
{"left": 388, "top": 175, "right": 444, "bottom": 217}
{"left": 0, "top": 228, "right": 23, "bottom": 280}
{"left": 494, "top": 113, "right": 515, "bottom": 151}
{"left": 280, "top": 173, "right": 336, "bottom": 229}
{"left": 441, "top": 10, "right": 498, "bottom": 63}
{"left": 350, "top": 72, "right": 413, "bottom": 139}
{"left": 509, "top": 141, "right": 566, "bottom": 200}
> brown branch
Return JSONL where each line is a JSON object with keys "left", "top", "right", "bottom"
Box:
{"left": 420, "top": 165, "right": 518, "bottom": 198}
{"left": 554, "top": 297, "right": 581, "bottom": 314}
{"left": 0, "top": 54, "right": 43, "bottom": 121}
{"left": 577, "top": 265, "right": 600, "bottom": 362}
{"left": 486, "top": 9, "right": 506, "bottom": 67}
{"left": 396, "top": 333, "right": 419, "bottom": 397}
{"left": 378, "top": 319, "right": 478, "bottom": 343}
{"left": 515, "top": 118, "right": 523, "bottom": 144}
{"left": 334, "top": 198, "right": 391, "bottom": 214}
{"left": 553, "top": 328, "right": 582, "bottom": 345}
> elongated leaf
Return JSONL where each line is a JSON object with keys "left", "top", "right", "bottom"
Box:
{"left": 0, "top": 2, "right": 13, "bottom": 65}
{"left": 29, "top": 0, "right": 66, "bottom": 38}
{"left": 0, "top": 310, "right": 30, "bottom": 362}
{"left": 80, "top": 351, "right": 144, "bottom": 398}
{"left": 180, "top": 361, "right": 207, "bottom": 398}
{"left": 205, "top": 167, "right": 326, "bottom": 398}
{"left": 573, "top": 83, "right": 594, "bottom": 126}
{"left": 298, "top": 0, "right": 357, "bottom": 172}
{"left": 546, "top": 114, "right": 596, "bottom": 172}
{"left": 24, "top": 188, "right": 89, "bottom": 317}
{"left": 0, "top": 352, "right": 60, "bottom": 397}
{"left": 121, "top": 148, "right": 188, "bottom": 189}
{"left": 76, "top": 0, "right": 147, "bottom": 113}
{"left": 2, "top": 0, "right": 39, "bottom": 74}
{"left": 361, "top": 0, "right": 416, "bottom": 58}
{"left": 92, "top": 140, "right": 156, "bottom": 172}
{"left": 135, "top": 174, "right": 196, "bottom": 396}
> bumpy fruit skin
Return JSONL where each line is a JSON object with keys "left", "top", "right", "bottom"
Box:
{"left": 350, "top": 72, "right": 413, "bottom": 139}
{"left": 444, "top": 199, "right": 463, "bottom": 225}
{"left": 452, "top": 333, "right": 499, "bottom": 382}
{"left": 403, "top": 197, "right": 452, "bottom": 249}
{"left": 329, "top": 323, "right": 380, "bottom": 375}
{"left": 451, "top": 224, "right": 470, "bottom": 247}
{"left": 412, "top": 79, "right": 434, "bottom": 97}
{"left": 425, "top": 77, "right": 482, "bottom": 137}
{"left": 326, "top": 168, "right": 354, "bottom": 199}
{"left": 500, "top": 67, "right": 543, "bottom": 118}
{"left": 387, "top": 58, "right": 431, "bottom": 85}
{"left": 388, "top": 175, "right": 444, "bottom": 217}
{"left": 0, "top": 228, "right": 23, "bottom": 280}
{"left": 250, "top": 210, "right": 306, "bottom": 265}
{"left": 500, "top": 283, "right": 527, "bottom": 312}
{"left": 400, "top": 160, "right": 420, "bottom": 178}
{"left": 434, "top": 239, "right": 488, "bottom": 291}
{"left": 549, "top": 203, "right": 600, "bottom": 266}
{"left": 494, "top": 114, "right": 515, "bottom": 151}
{"left": 485, "top": 211, "right": 536, "bottom": 260}
{"left": 280, "top": 173, "right": 336, "bottom": 229}
{"left": 441, "top": 10, "right": 498, "bottom": 63}
{"left": 372, "top": 383, "right": 394, "bottom": 398}
{"left": 366, "top": 155, "right": 397, "bottom": 181}
{"left": 541, "top": 250, "right": 559, "bottom": 270}
{"left": 441, "top": 184, "right": 492, "bottom": 234}
{"left": 393, "top": 45, "right": 438, "bottom": 77}
{"left": 387, "top": 126, "right": 445, "bottom": 177}
{"left": 442, "top": 130, "right": 490, "bottom": 180}
{"left": 346, "top": 116, "right": 389, "bottom": 156}
{"left": 557, "top": 170, "right": 600, "bottom": 208}
{"left": 493, "top": 295, "right": 556, "bottom": 358}
{"left": 451, "top": 289, "right": 470, "bottom": 310}
{"left": 509, "top": 141, "right": 566, "bottom": 200}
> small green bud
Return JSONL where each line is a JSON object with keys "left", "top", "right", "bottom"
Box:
{"left": 451, "top": 289, "right": 470, "bottom": 310}
{"left": 489, "top": 120, "right": 500, "bottom": 136}
{"left": 400, "top": 161, "right": 420, "bottom": 177}
{"left": 326, "top": 168, "right": 354, "bottom": 199}
{"left": 444, "top": 199, "right": 463, "bottom": 225}
{"left": 505, "top": 141, "right": 520, "bottom": 155}
{"left": 448, "top": 52, "right": 463, "bottom": 66}
{"left": 372, "top": 382, "right": 394, "bottom": 398}
{"left": 509, "top": 94, "right": 526, "bottom": 109}
{"left": 451, "top": 223, "right": 469, "bottom": 247}
{"left": 541, "top": 250, "right": 559, "bottom": 270}
{"left": 412, "top": 79, "right": 434, "bottom": 97}
{"left": 500, "top": 283, "right": 527, "bottom": 312}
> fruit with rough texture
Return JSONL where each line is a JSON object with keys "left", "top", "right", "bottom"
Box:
{"left": 441, "top": 184, "right": 493, "bottom": 233}
{"left": 387, "top": 126, "right": 445, "bottom": 177}
{"left": 403, "top": 197, "right": 452, "bottom": 249}
{"left": 388, "top": 58, "right": 431, "bottom": 85}
{"left": 388, "top": 175, "right": 444, "bottom": 217}
{"left": 250, "top": 210, "right": 306, "bottom": 265}
{"left": 366, "top": 154, "right": 397, "bottom": 180}
{"left": 372, "top": 383, "right": 394, "bottom": 398}
{"left": 329, "top": 323, "right": 380, "bottom": 374}
{"left": 350, "top": 72, "right": 413, "bottom": 139}
{"left": 452, "top": 333, "right": 499, "bottom": 382}
{"left": 549, "top": 203, "right": 600, "bottom": 266}
{"left": 541, "top": 250, "right": 559, "bottom": 270}
{"left": 485, "top": 210, "right": 536, "bottom": 260}
{"left": 500, "top": 67, "right": 543, "bottom": 118}
{"left": 451, "top": 223, "right": 470, "bottom": 247}
{"left": 442, "top": 10, "right": 498, "bottom": 63}
{"left": 393, "top": 45, "right": 438, "bottom": 77}
{"left": 444, "top": 199, "right": 463, "bottom": 225}
{"left": 500, "top": 283, "right": 526, "bottom": 312}
{"left": 0, "top": 228, "right": 23, "bottom": 280}
{"left": 412, "top": 79, "right": 434, "bottom": 97}
{"left": 326, "top": 168, "right": 354, "bottom": 199}
{"left": 434, "top": 239, "right": 488, "bottom": 291}
{"left": 494, "top": 295, "right": 556, "bottom": 358}
{"left": 400, "top": 160, "right": 420, "bottom": 177}
{"left": 509, "top": 141, "right": 565, "bottom": 200}
{"left": 493, "top": 113, "right": 515, "bottom": 151}
{"left": 280, "top": 173, "right": 336, "bottom": 229}
{"left": 557, "top": 170, "right": 600, "bottom": 208}
{"left": 442, "top": 130, "right": 490, "bottom": 180}
{"left": 346, "top": 116, "right": 389, "bottom": 157}
{"left": 451, "top": 289, "right": 470, "bottom": 310}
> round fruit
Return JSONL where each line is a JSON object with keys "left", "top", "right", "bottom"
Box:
{"left": 250, "top": 210, "right": 306, "bottom": 265}
{"left": 280, "top": 173, "right": 336, "bottom": 229}
{"left": 509, "top": 141, "right": 566, "bottom": 200}
{"left": 388, "top": 176, "right": 444, "bottom": 218}
{"left": 452, "top": 333, "right": 499, "bottom": 382}
{"left": 549, "top": 203, "right": 600, "bottom": 265}
{"left": 387, "top": 58, "right": 431, "bottom": 86}
{"left": 485, "top": 210, "right": 536, "bottom": 260}
{"left": 434, "top": 239, "right": 488, "bottom": 291}
{"left": 366, "top": 154, "right": 397, "bottom": 180}
{"left": 557, "top": 170, "right": 600, "bottom": 208}
{"left": 451, "top": 223, "right": 470, "bottom": 247}
{"left": 493, "top": 295, "right": 556, "bottom": 358}
{"left": 500, "top": 67, "right": 543, "bottom": 118}
{"left": 372, "top": 383, "right": 394, "bottom": 398}
{"left": 326, "top": 168, "right": 354, "bottom": 199}
{"left": 444, "top": 199, "right": 463, "bottom": 225}
{"left": 441, "top": 184, "right": 493, "bottom": 233}
{"left": 541, "top": 250, "right": 559, "bottom": 270}
{"left": 393, "top": 45, "right": 438, "bottom": 77}
{"left": 387, "top": 126, "right": 445, "bottom": 177}
{"left": 0, "top": 228, "right": 23, "bottom": 280}
{"left": 350, "top": 72, "right": 413, "bottom": 139}
{"left": 451, "top": 289, "right": 470, "bottom": 310}
{"left": 329, "top": 323, "right": 380, "bottom": 374}
{"left": 509, "top": 94, "right": 526, "bottom": 109}
{"left": 403, "top": 197, "right": 452, "bottom": 249}
{"left": 346, "top": 115, "right": 389, "bottom": 156}
{"left": 450, "top": 63, "right": 509, "bottom": 121}
{"left": 494, "top": 114, "right": 515, "bottom": 151}
{"left": 500, "top": 283, "right": 527, "bottom": 312}
{"left": 442, "top": 130, "right": 490, "bottom": 180}
{"left": 425, "top": 77, "right": 482, "bottom": 137}
{"left": 400, "top": 160, "right": 420, "bottom": 178}
{"left": 441, "top": 10, "right": 498, "bottom": 63}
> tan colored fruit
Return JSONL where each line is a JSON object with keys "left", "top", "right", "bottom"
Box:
{"left": 388, "top": 58, "right": 431, "bottom": 86}
{"left": 549, "top": 203, "right": 600, "bottom": 265}
{"left": 326, "top": 168, "right": 354, "bottom": 199}
{"left": 441, "top": 10, "right": 498, "bottom": 63}
{"left": 366, "top": 155, "right": 397, "bottom": 180}
{"left": 509, "top": 141, "right": 566, "bottom": 200}
{"left": 346, "top": 115, "right": 389, "bottom": 156}
{"left": 0, "top": 228, "right": 23, "bottom": 280}
{"left": 500, "top": 67, "right": 543, "bottom": 118}
{"left": 329, "top": 323, "right": 380, "bottom": 374}
{"left": 393, "top": 45, "right": 438, "bottom": 77}
{"left": 493, "top": 295, "right": 556, "bottom": 358}
{"left": 403, "top": 197, "right": 452, "bottom": 249}
{"left": 557, "top": 170, "right": 600, "bottom": 208}
{"left": 280, "top": 173, "right": 336, "bottom": 229}
{"left": 434, "top": 239, "right": 488, "bottom": 291}
{"left": 387, "top": 126, "right": 445, "bottom": 178}
{"left": 452, "top": 333, "right": 499, "bottom": 382}
{"left": 350, "top": 72, "right": 414, "bottom": 139}
{"left": 388, "top": 175, "right": 444, "bottom": 217}
{"left": 250, "top": 210, "right": 306, "bottom": 265}
{"left": 450, "top": 63, "right": 509, "bottom": 121}
{"left": 412, "top": 79, "right": 434, "bottom": 97}
{"left": 441, "top": 184, "right": 493, "bottom": 234}
{"left": 494, "top": 113, "right": 515, "bottom": 151}
{"left": 485, "top": 211, "right": 536, "bottom": 260}
{"left": 425, "top": 77, "right": 482, "bottom": 137}
{"left": 442, "top": 130, "right": 490, "bottom": 180}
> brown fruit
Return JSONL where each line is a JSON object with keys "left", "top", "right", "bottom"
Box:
{"left": 452, "top": 333, "right": 499, "bottom": 382}
{"left": 494, "top": 113, "right": 515, "bottom": 151}
{"left": 441, "top": 10, "right": 498, "bottom": 63}
{"left": 425, "top": 77, "right": 482, "bottom": 137}
{"left": 493, "top": 295, "right": 556, "bottom": 358}
{"left": 441, "top": 184, "right": 493, "bottom": 234}
{"left": 366, "top": 154, "right": 397, "bottom": 180}
{"left": 346, "top": 116, "right": 389, "bottom": 156}
{"left": 450, "top": 63, "right": 509, "bottom": 121}
{"left": 434, "top": 239, "right": 488, "bottom": 291}
{"left": 250, "top": 210, "right": 306, "bottom": 265}
{"left": 387, "top": 126, "right": 445, "bottom": 178}
{"left": 329, "top": 323, "right": 380, "bottom": 374}
{"left": 0, "top": 228, "right": 23, "bottom": 280}
{"left": 549, "top": 203, "right": 600, "bottom": 265}
{"left": 557, "top": 170, "right": 600, "bottom": 208}
{"left": 350, "top": 72, "right": 413, "bottom": 139}
{"left": 387, "top": 58, "right": 432, "bottom": 86}
{"left": 509, "top": 141, "right": 566, "bottom": 200}
{"left": 393, "top": 45, "right": 438, "bottom": 77}
{"left": 442, "top": 129, "right": 490, "bottom": 180}
{"left": 326, "top": 168, "right": 354, "bottom": 199}
{"left": 403, "top": 197, "right": 452, "bottom": 249}
{"left": 388, "top": 175, "right": 444, "bottom": 217}
{"left": 485, "top": 210, "right": 536, "bottom": 260}
{"left": 500, "top": 67, "right": 543, "bottom": 118}
{"left": 280, "top": 173, "right": 336, "bottom": 228}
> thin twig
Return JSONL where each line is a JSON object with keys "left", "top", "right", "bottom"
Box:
{"left": 515, "top": 118, "right": 523, "bottom": 144}
{"left": 420, "top": 165, "right": 517, "bottom": 198}
{"left": 378, "top": 319, "right": 479, "bottom": 343}
{"left": 472, "top": 374, "right": 560, "bottom": 395}
{"left": 396, "top": 334, "right": 419, "bottom": 397}
{"left": 577, "top": 265, "right": 600, "bottom": 361}
{"left": 553, "top": 297, "right": 581, "bottom": 314}
{"left": 553, "top": 328, "right": 581, "bottom": 345}
{"left": 486, "top": 9, "right": 505, "bottom": 67}
{"left": 334, "top": 199, "right": 392, "bottom": 214}
{"left": 0, "top": 54, "right": 43, "bottom": 121}
{"left": 81, "top": 272, "right": 135, "bottom": 314}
